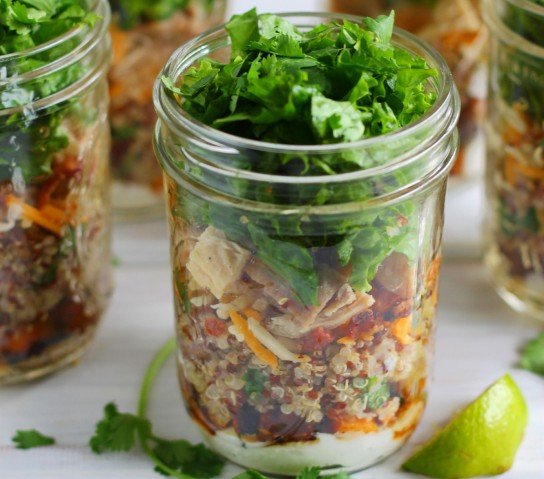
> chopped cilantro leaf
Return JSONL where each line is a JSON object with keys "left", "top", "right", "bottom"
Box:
{"left": 12, "top": 429, "right": 55, "bottom": 449}
{"left": 0, "top": 0, "right": 97, "bottom": 56}
{"left": 243, "top": 367, "right": 268, "bottom": 397}
{"left": 519, "top": 332, "right": 544, "bottom": 377}
{"left": 153, "top": 440, "right": 225, "bottom": 477}
{"left": 164, "top": 9, "right": 437, "bottom": 148}
{"left": 90, "top": 402, "right": 151, "bottom": 453}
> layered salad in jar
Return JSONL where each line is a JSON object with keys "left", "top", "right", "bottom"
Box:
{"left": 0, "top": 1, "right": 112, "bottom": 383}
{"left": 158, "top": 9, "right": 453, "bottom": 473}
{"left": 108, "top": 0, "right": 225, "bottom": 214}
{"left": 484, "top": 0, "right": 544, "bottom": 315}
{"left": 330, "top": 0, "right": 487, "bottom": 176}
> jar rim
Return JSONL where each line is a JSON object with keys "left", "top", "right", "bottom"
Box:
{"left": 483, "top": 0, "right": 544, "bottom": 57}
{"left": 154, "top": 11, "right": 459, "bottom": 161}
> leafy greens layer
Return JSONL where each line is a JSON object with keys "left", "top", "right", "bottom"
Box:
{"left": 167, "top": 8, "right": 437, "bottom": 155}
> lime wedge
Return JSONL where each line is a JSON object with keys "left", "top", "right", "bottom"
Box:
{"left": 402, "top": 374, "right": 528, "bottom": 478}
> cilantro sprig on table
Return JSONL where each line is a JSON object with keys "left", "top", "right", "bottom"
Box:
{"left": 12, "top": 429, "right": 55, "bottom": 449}
{"left": 90, "top": 402, "right": 225, "bottom": 477}
{"left": 519, "top": 332, "right": 544, "bottom": 377}
{"left": 163, "top": 10, "right": 434, "bottom": 307}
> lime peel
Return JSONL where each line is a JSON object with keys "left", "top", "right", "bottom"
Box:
{"left": 402, "top": 374, "right": 528, "bottom": 479}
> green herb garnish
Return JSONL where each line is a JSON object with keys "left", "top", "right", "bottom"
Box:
{"left": 519, "top": 332, "right": 544, "bottom": 376}
{"left": 0, "top": 0, "right": 98, "bottom": 184}
{"left": 12, "top": 429, "right": 56, "bottom": 449}
{"left": 110, "top": 0, "right": 216, "bottom": 29}
{"left": 0, "top": 0, "right": 97, "bottom": 55}
{"left": 89, "top": 338, "right": 226, "bottom": 479}
{"left": 243, "top": 368, "right": 268, "bottom": 398}
{"left": 167, "top": 9, "right": 437, "bottom": 148}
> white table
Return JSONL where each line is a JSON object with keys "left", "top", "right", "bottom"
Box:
{"left": 1, "top": 219, "right": 543, "bottom": 479}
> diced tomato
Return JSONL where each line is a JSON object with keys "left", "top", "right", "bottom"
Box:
{"left": 333, "top": 309, "right": 374, "bottom": 340}
{"left": 204, "top": 316, "right": 227, "bottom": 337}
{"left": 300, "top": 327, "right": 334, "bottom": 352}
{"left": 1, "top": 321, "right": 54, "bottom": 355}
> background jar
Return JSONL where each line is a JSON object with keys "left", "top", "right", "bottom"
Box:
{"left": 154, "top": 13, "right": 460, "bottom": 474}
{"left": 0, "top": 0, "right": 113, "bottom": 384}
{"left": 108, "top": 0, "right": 227, "bottom": 221}
{"left": 330, "top": 0, "right": 487, "bottom": 178}
{"left": 482, "top": 0, "right": 544, "bottom": 319}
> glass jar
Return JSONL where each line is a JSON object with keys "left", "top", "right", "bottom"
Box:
{"left": 330, "top": 0, "right": 487, "bottom": 178}
{"left": 0, "top": 0, "right": 113, "bottom": 384}
{"left": 483, "top": 0, "right": 544, "bottom": 318}
{"left": 154, "top": 13, "right": 460, "bottom": 475}
{"left": 109, "top": 0, "right": 227, "bottom": 220}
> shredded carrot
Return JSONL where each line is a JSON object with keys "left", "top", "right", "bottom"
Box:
{"left": 336, "top": 417, "right": 378, "bottom": 434}
{"left": 426, "top": 256, "right": 442, "bottom": 289}
{"left": 337, "top": 336, "right": 355, "bottom": 346}
{"left": 41, "top": 204, "right": 67, "bottom": 223}
{"left": 391, "top": 316, "right": 413, "bottom": 345}
{"left": 505, "top": 155, "right": 544, "bottom": 182}
{"left": 451, "top": 147, "right": 465, "bottom": 176}
{"left": 503, "top": 124, "right": 524, "bottom": 146}
{"left": 229, "top": 310, "right": 278, "bottom": 370}
{"left": 504, "top": 155, "right": 518, "bottom": 186}
{"left": 110, "top": 25, "right": 131, "bottom": 66}
{"left": 440, "top": 30, "right": 479, "bottom": 50}
{"left": 6, "top": 195, "right": 63, "bottom": 236}
{"left": 242, "top": 308, "right": 262, "bottom": 322}
{"left": 150, "top": 176, "right": 164, "bottom": 193}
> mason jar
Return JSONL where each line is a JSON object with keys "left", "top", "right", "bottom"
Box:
{"left": 0, "top": 0, "right": 113, "bottom": 384}
{"left": 483, "top": 0, "right": 544, "bottom": 318}
{"left": 109, "top": 0, "right": 227, "bottom": 220}
{"left": 330, "top": 0, "right": 487, "bottom": 178}
{"left": 154, "top": 13, "right": 460, "bottom": 474}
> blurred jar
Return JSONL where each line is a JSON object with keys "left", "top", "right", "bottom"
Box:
{"left": 108, "top": 0, "right": 227, "bottom": 220}
{"left": 330, "top": 0, "right": 487, "bottom": 178}
{"left": 0, "top": 0, "right": 113, "bottom": 384}
{"left": 154, "top": 13, "right": 460, "bottom": 474}
{"left": 483, "top": 0, "right": 544, "bottom": 319}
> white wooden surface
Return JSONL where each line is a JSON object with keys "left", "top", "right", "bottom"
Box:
{"left": 1, "top": 1, "right": 543, "bottom": 477}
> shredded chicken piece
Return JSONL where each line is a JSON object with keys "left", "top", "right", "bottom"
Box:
{"left": 268, "top": 291, "right": 374, "bottom": 339}
{"left": 245, "top": 260, "right": 341, "bottom": 327}
{"left": 186, "top": 226, "right": 250, "bottom": 299}
{"left": 320, "top": 284, "right": 357, "bottom": 318}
